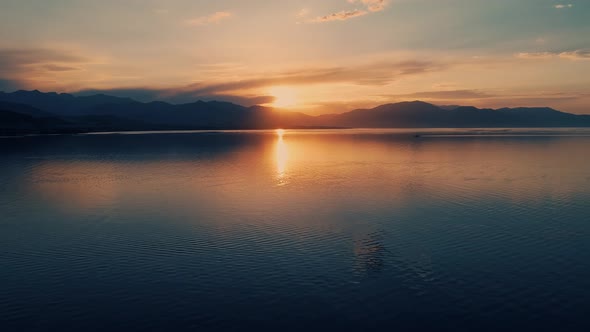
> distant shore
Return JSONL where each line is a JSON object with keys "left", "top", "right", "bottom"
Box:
{"left": 4, "top": 127, "right": 590, "bottom": 139}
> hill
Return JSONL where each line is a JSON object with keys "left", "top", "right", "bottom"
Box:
{"left": 316, "top": 101, "right": 590, "bottom": 128}
{"left": 0, "top": 91, "right": 588, "bottom": 134}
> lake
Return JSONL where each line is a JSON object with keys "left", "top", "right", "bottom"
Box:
{"left": 1, "top": 129, "right": 590, "bottom": 331}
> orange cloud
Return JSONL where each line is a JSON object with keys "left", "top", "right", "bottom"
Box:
{"left": 0, "top": 48, "right": 90, "bottom": 90}
{"left": 516, "top": 50, "right": 590, "bottom": 60}
{"left": 73, "top": 59, "right": 450, "bottom": 105}
{"left": 310, "top": 9, "right": 368, "bottom": 23}
{"left": 559, "top": 50, "right": 590, "bottom": 60}
{"left": 515, "top": 52, "right": 555, "bottom": 59}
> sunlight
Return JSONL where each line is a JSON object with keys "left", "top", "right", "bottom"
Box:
{"left": 269, "top": 86, "right": 298, "bottom": 108}
{"left": 275, "top": 129, "right": 288, "bottom": 182}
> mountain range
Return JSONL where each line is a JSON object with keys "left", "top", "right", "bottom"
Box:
{"left": 1, "top": 90, "right": 589, "bottom": 135}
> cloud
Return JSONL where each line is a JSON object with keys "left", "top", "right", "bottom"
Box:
{"left": 0, "top": 48, "right": 86, "bottom": 70}
{"left": 554, "top": 4, "right": 573, "bottom": 9}
{"left": 559, "top": 50, "right": 590, "bottom": 60}
{"left": 180, "top": 60, "right": 446, "bottom": 94}
{"left": 384, "top": 90, "right": 496, "bottom": 100}
{"left": 74, "top": 59, "right": 449, "bottom": 104}
{"left": 310, "top": 10, "right": 368, "bottom": 23}
{"left": 515, "top": 52, "right": 555, "bottom": 59}
{"left": 0, "top": 48, "right": 88, "bottom": 90}
{"left": 43, "top": 64, "right": 79, "bottom": 72}
{"left": 516, "top": 49, "right": 590, "bottom": 60}
{"left": 186, "top": 11, "right": 232, "bottom": 26}
{"left": 349, "top": 0, "right": 389, "bottom": 12}
{"left": 308, "top": 0, "right": 389, "bottom": 23}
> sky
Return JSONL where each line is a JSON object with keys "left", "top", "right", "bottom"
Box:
{"left": 0, "top": 0, "right": 589, "bottom": 114}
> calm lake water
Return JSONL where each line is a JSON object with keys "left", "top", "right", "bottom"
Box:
{"left": 1, "top": 129, "right": 590, "bottom": 331}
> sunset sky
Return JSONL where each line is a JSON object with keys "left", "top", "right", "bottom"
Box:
{"left": 0, "top": 0, "right": 589, "bottom": 114}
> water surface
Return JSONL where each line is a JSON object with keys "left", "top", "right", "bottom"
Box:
{"left": 1, "top": 129, "right": 590, "bottom": 331}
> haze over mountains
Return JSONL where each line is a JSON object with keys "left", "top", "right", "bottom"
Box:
{"left": 0, "top": 90, "right": 588, "bottom": 135}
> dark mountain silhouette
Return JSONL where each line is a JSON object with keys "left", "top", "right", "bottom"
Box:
{"left": 0, "top": 91, "right": 588, "bottom": 135}
{"left": 0, "top": 101, "right": 55, "bottom": 118}
{"left": 0, "top": 110, "right": 70, "bottom": 136}
{"left": 316, "top": 101, "right": 444, "bottom": 127}
{"left": 0, "top": 97, "right": 154, "bottom": 135}
{"left": 317, "top": 101, "right": 590, "bottom": 128}
{"left": 0, "top": 90, "right": 135, "bottom": 116}
{"left": 79, "top": 100, "right": 316, "bottom": 128}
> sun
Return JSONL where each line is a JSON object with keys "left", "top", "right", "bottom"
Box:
{"left": 269, "top": 86, "right": 297, "bottom": 108}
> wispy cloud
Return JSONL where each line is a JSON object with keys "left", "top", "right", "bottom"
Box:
{"left": 0, "top": 48, "right": 88, "bottom": 90}
{"left": 310, "top": 10, "right": 368, "bottom": 23}
{"left": 75, "top": 59, "right": 449, "bottom": 104}
{"left": 384, "top": 89, "right": 496, "bottom": 100}
{"left": 307, "top": 0, "right": 389, "bottom": 23}
{"left": 42, "top": 64, "right": 79, "bottom": 72}
{"left": 0, "top": 48, "right": 87, "bottom": 68}
{"left": 516, "top": 49, "right": 590, "bottom": 60}
{"left": 349, "top": 0, "right": 389, "bottom": 12}
{"left": 515, "top": 52, "right": 555, "bottom": 59}
{"left": 179, "top": 60, "right": 446, "bottom": 95}
{"left": 559, "top": 50, "right": 590, "bottom": 60}
{"left": 554, "top": 4, "right": 573, "bottom": 9}
{"left": 186, "top": 11, "right": 233, "bottom": 26}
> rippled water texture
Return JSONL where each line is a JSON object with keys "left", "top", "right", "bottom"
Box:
{"left": 1, "top": 129, "right": 590, "bottom": 331}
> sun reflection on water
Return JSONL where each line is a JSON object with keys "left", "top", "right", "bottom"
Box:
{"left": 275, "top": 129, "right": 288, "bottom": 184}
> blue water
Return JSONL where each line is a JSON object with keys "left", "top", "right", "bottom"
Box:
{"left": 1, "top": 129, "right": 590, "bottom": 331}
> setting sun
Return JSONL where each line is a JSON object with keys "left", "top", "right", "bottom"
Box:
{"left": 269, "top": 86, "right": 298, "bottom": 108}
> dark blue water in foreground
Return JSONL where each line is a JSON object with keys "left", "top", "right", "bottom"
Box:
{"left": 1, "top": 129, "right": 590, "bottom": 331}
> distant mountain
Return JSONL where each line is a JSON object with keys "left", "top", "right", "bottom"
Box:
{"left": 0, "top": 90, "right": 135, "bottom": 116}
{"left": 316, "top": 101, "right": 590, "bottom": 128}
{"left": 81, "top": 100, "right": 316, "bottom": 128}
{"left": 0, "top": 93, "right": 154, "bottom": 135}
{"left": 316, "top": 101, "right": 444, "bottom": 128}
{"left": 0, "top": 90, "right": 588, "bottom": 135}
{"left": 0, "top": 101, "right": 55, "bottom": 118}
